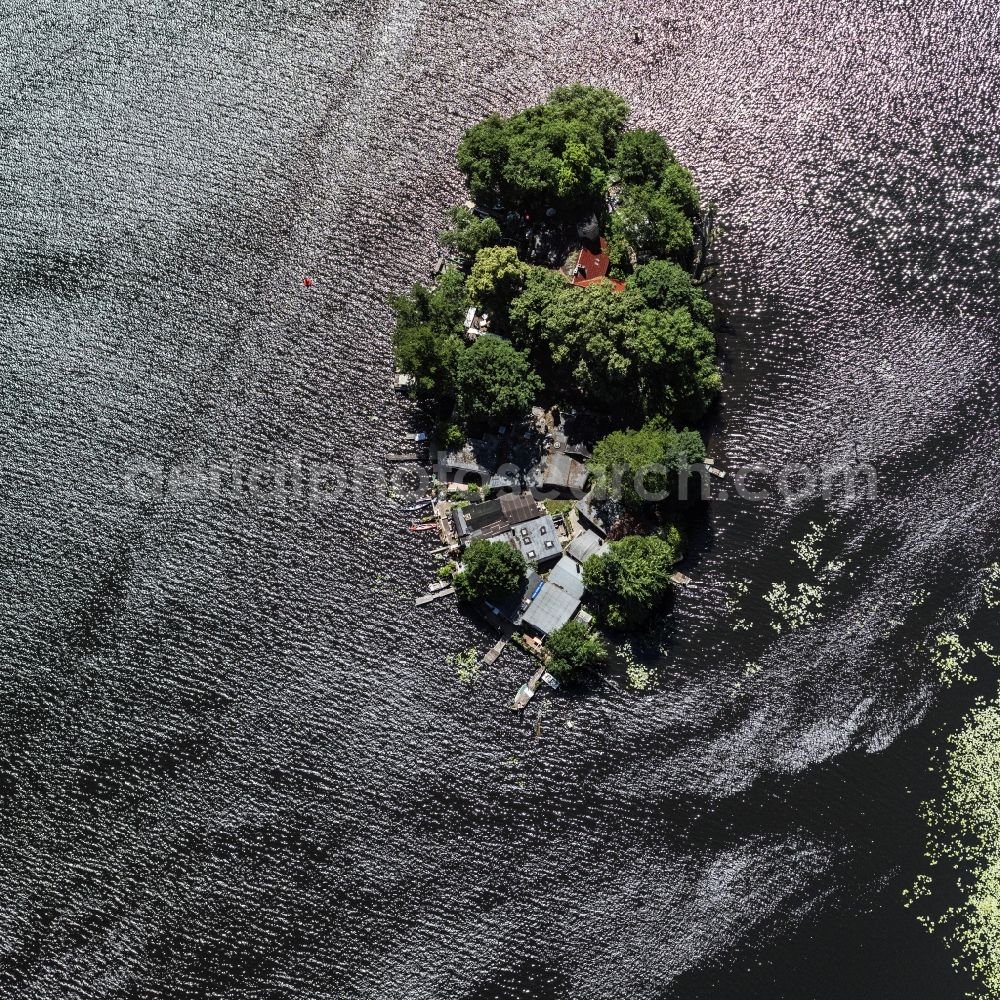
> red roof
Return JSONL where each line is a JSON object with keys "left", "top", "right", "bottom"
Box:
{"left": 571, "top": 237, "right": 625, "bottom": 292}
{"left": 575, "top": 238, "right": 611, "bottom": 281}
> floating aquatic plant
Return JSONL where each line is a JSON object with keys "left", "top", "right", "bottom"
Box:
{"left": 619, "top": 641, "right": 655, "bottom": 690}
{"left": 909, "top": 693, "right": 1000, "bottom": 999}
{"left": 764, "top": 580, "right": 824, "bottom": 631}
{"left": 984, "top": 564, "right": 1000, "bottom": 609}
{"left": 730, "top": 660, "right": 763, "bottom": 696}
{"left": 931, "top": 632, "right": 978, "bottom": 687}
{"left": 791, "top": 521, "right": 829, "bottom": 572}
{"left": 626, "top": 663, "right": 653, "bottom": 690}
{"left": 448, "top": 647, "right": 480, "bottom": 685}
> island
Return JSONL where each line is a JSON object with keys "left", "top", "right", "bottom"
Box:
{"left": 392, "top": 85, "right": 722, "bottom": 706}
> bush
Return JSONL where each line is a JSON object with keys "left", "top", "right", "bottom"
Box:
{"left": 440, "top": 206, "right": 503, "bottom": 266}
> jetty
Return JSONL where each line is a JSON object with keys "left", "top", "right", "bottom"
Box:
{"left": 512, "top": 662, "right": 548, "bottom": 711}
{"left": 671, "top": 571, "right": 693, "bottom": 586}
{"left": 415, "top": 586, "right": 455, "bottom": 607}
{"left": 482, "top": 635, "right": 510, "bottom": 667}
{"left": 386, "top": 452, "right": 419, "bottom": 463}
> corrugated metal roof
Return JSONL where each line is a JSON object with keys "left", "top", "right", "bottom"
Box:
{"left": 547, "top": 555, "right": 586, "bottom": 601}
{"left": 568, "top": 529, "right": 607, "bottom": 564}
{"left": 499, "top": 492, "right": 540, "bottom": 525}
{"left": 521, "top": 583, "right": 580, "bottom": 637}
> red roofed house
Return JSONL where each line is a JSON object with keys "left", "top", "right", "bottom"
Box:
{"left": 571, "top": 237, "right": 625, "bottom": 292}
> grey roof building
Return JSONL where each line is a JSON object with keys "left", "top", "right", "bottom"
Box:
{"left": 509, "top": 514, "right": 560, "bottom": 566}
{"left": 575, "top": 489, "right": 624, "bottom": 538}
{"left": 540, "top": 451, "right": 589, "bottom": 497}
{"left": 567, "top": 529, "right": 608, "bottom": 565}
{"left": 547, "top": 554, "right": 586, "bottom": 600}
{"left": 521, "top": 578, "right": 581, "bottom": 637}
{"left": 436, "top": 437, "right": 499, "bottom": 486}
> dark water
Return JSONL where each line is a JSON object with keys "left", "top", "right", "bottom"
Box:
{"left": 2, "top": 1, "right": 999, "bottom": 996}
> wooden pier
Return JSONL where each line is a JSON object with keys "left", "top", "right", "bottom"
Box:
{"left": 415, "top": 586, "right": 455, "bottom": 607}
{"left": 386, "top": 452, "right": 419, "bottom": 463}
{"left": 512, "top": 662, "right": 548, "bottom": 711}
{"left": 482, "top": 635, "right": 509, "bottom": 667}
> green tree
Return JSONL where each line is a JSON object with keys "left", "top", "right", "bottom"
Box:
{"left": 589, "top": 421, "right": 705, "bottom": 507}
{"left": 545, "top": 619, "right": 608, "bottom": 677}
{"left": 455, "top": 538, "right": 527, "bottom": 604}
{"left": 457, "top": 85, "right": 630, "bottom": 213}
{"left": 467, "top": 246, "right": 530, "bottom": 313}
{"left": 611, "top": 183, "right": 693, "bottom": 263}
{"left": 509, "top": 272, "right": 720, "bottom": 422}
{"left": 632, "top": 259, "right": 714, "bottom": 326}
{"left": 440, "top": 206, "right": 503, "bottom": 267}
{"left": 582, "top": 534, "right": 680, "bottom": 630}
{"left": 391, "top": 269, "right": 468, "bottom": 403}
{"left": 455, "top": 334, "right": 542, "bottom": 429}
{"left": 614, "top": 128, "right": 675, "bottom": 186}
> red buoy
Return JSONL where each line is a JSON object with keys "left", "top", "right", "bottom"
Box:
{"left": 303, "top": 277, "right": 314, "bottom": 287}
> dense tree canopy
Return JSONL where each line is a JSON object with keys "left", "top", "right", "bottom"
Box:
{"left": 508, "top": 267, "right": 720, "bottom": 421}
{"left": 631, "top": 259, "right": 714, "bottom": 325}
{"left": 610, "top": 183, "right": 694, "bottom": 263}
{"left": 613, "top": 128, "right": 675, "bottom": 186}
{"left": 582, "top": 533, "right": 680, "bottom": 630}
{"left": 454, "top": 334, "right": 542, "bottom": 429}
{"left": 589, "top": 421, "right": 706, "bottom": 508}
{"left": 545, "top": 619, "right": 608, "bottom": 677}
{"left": 454, "top": 539, "right": 527, "bottom": 604}
{"left": 467, "top": 246, "right": 530, "bottom": 314}
{"left": 440, "top": 206, "right": 503, "bottom": 267}
{"left": 456, "top": 85, "right": 630, "bottom": 213}
{"left": 391, "top": 269, "right": 468, "bottom": 404}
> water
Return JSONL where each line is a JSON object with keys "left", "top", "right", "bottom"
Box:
{"left": 2, "top": 1, "right": 999, "bottom": 996}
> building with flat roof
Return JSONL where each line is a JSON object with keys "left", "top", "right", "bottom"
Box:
{"left": 521, "top": 578, "right": 581, "bottom": 637}
{"left": 547, "top": 554, "right": 586, "bottom": 600}
{"left": 509, "top": 513, "right": 560, "bottom": 567}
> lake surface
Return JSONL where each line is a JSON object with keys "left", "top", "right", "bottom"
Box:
{"left": 2, "top": 1, "right": 999, "bottom": 996}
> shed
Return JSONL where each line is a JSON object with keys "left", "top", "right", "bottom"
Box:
{"left": 568, "top": 529, "right": 607, "bottom": 565}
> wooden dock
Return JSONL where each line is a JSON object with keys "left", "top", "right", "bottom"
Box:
{"left": 415, "top": 586, "right": 455, "bottom": 606}
{"left": 482, "top": 635, "right": 509, "bottom": 667}
{"left": 386, "top": 453, "right": 419, "bottom": 463}
{"left": 512, "top": 662, "right": 548, "bottom": 711}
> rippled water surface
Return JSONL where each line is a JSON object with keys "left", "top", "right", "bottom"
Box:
{"left": 2, "top": 1, "right": 999, "bottom": 997}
